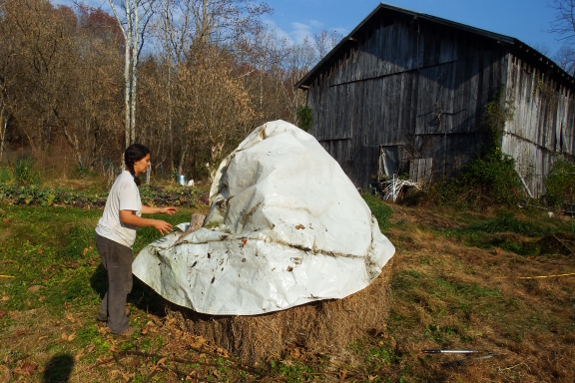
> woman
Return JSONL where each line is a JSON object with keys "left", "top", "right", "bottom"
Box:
{"left": 95, "top": 144, "right": 176, "bottom": 336}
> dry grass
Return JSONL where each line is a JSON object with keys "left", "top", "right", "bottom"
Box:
{"left": 381, "top": 204, "right": 575, "bottom": 382}
{"left": 1, "top": 202, "right": 575, "bottom": 382}
{"left": 167, "top": 261, "right": 393, "bottom": 365}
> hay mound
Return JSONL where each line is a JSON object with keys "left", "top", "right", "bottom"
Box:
{"left": 167, "top": 260, "right": 393, "bottom": 364}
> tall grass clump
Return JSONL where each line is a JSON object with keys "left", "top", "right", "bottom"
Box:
{"left": 13, "top": 155, "right": 43, "bottom": 185}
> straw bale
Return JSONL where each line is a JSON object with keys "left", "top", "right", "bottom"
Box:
{"left": 167, "top": 260, "right": 393, "bottom": 364}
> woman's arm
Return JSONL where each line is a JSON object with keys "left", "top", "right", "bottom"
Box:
{"left": 141, "top": 205, "right": 177, "bottom": 215}
{"left": 120, "top": 210, "right": 173, "bottom": 235}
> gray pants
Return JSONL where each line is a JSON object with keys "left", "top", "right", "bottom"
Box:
{"left": 95, "top": 233, "right": 133, "bottom": 333}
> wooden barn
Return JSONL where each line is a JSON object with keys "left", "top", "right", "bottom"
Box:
{"left": 296, "top": 3, "right": 575, "bottom": 198}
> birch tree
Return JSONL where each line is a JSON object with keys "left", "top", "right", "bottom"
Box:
{"left": 108, "top": 0, "right": 155, "bottom": 148}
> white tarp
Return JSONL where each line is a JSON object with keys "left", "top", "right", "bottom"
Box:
{"left": 133, "top": 120, "right": 395, "bottom": 315}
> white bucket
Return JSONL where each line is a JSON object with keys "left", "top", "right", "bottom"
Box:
{"left": 178, "top": 175, "right": 187, "bottom": 186}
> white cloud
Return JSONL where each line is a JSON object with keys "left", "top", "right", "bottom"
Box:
{"left": 308, "top": 19, "right": 324, "bottom": 28}
{"left": 290, "top": 22, "right": 313, "bottom": 44}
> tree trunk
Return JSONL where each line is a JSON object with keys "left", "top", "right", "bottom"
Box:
{"left": 123, "top": 0, "right": 132, "bottom": 148}
{"left": 178, "top": 142, "right": 188, "bottom": 175}
{"left": 0, "top": 108, "right": 7, "bottom": 162}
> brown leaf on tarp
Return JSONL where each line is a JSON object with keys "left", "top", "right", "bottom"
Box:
{"left": 295, "top": 224, "right": 305, "bottom": 230}
{"left": 14, "top": 361, "right": 37, "bottom": 375}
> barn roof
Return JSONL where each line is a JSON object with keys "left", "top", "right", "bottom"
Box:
{"left": 296, "top": 2, "right": 575, "bottom": 89}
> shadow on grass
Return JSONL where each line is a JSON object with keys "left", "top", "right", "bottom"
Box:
{"left": 43, "top": 353, "right": 74, "bottom": 382}
{"left": 89, "top": 264, "right": 168, "bottom": 318}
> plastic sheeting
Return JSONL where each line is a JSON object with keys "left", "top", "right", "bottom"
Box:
{"left": 132, "top": 120, "right": 395, "bottom": 315}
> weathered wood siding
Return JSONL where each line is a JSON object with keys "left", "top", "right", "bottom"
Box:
{"left": 502, "top": 54, "right": 575, "bottom": 197}
{"left": 308, "top": 12, "right": 509, "bottom": 188}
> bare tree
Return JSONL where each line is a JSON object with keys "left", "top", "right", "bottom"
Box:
{"left": 549, "top": 0, "right": 575, "bottom": 72}
{"left": 108, "top": 0, "right": 155, "bottom": 148}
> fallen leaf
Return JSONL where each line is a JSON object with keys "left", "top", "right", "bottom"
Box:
{"left": 368, "top": 376, "right": 377, "bottom": 382}
{"left": 295, "top": 224, "right": 305, "bottom": 230}
{"left": 96, "top": 355, "right": 113, "bottom": 365}
{"left": 2, "top": 219, "right": 9, "bottom": 223}
{"left": 38, "top": 336, "right": 48, "bottom": 341}
{"left": 190, "top": 336, "right": 206, "bottom": 349}
{"left": 39, "top": 296, "right": 46, "bottom": 301}
{"left": 242, "top": 238, "right": 247, "bottom": 247}
{"left": 83, "top": 248, "right": 89, "bottom": 256}
{"left": 1, "top": 296, "right": 9, "bottom": 301}
{"left": 141, "top": 321, "right": 155, "bottom": 335}
{"left": 109, "top": 344, "right": 118, "bottom": 352}
{"left": 0, "top": 310, "right": 5, "bottom": 318}
{"left": 287, "top": 266, "right": 293, "bottom": 272}
{"left": 157, "top": 357, "right": 167, "bottom": 367}
{"left": 37, "top": 249, "right": 43, "bottom": 255}
{"left": 27, "top": 285, "right": 45, "bottom": 293}
{"left": 1, "top": 260, "right": 13, "bottom": 264}
{"left": 338, "top": 369, "right": 347, "bottom": 381}
{"left": 61, "top": 333, "right": 68, "bottom": 341}
{"left": 85, "top": 344, "right": 95, "bottom": 353}
{"left": 67, "top": 333, "right": 76, "bottom": 342}
{"left": 14, "top": 361, "right": 37, "bottom": 375}
{"left": 66, "top": 314, "right": 76, "bottom": 323}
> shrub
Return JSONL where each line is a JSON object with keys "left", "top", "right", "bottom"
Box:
{"left": 407, "top": 85, "right": 521, "bottom": 209}
{"left": 544, "top": 157, "right": 575, "bottom": 207}
{"left": 297, "top": 105, "right": 313, "bottom": 132}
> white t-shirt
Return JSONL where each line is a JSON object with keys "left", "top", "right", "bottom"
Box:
{"left": 96, "top": 171, "right": 142, "bottom": 248}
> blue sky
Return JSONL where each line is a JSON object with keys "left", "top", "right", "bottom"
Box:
{"left": 265, "top": 0, "right": 565, "bottom": 56}
{"left": 53, "top": 0, "right": 566, "bottom": 57}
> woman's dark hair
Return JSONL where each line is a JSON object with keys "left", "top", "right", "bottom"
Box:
{"left": 124, "top": 144, "right": 150, "bottom": 186}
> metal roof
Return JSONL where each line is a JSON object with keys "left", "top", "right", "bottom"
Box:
{"left": 296, "top": 2, "right": 574, "bottom": 89}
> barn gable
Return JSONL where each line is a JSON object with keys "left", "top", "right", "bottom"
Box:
{"left": 297, "top": 3, "right": 575, "bottom": 197}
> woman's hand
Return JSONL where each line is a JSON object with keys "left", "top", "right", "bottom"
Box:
{"left": 153, "top": 219, "right": 173, "bottom": 235}
{"left": 160, "top": 207, "right": 177, "bottom": 216}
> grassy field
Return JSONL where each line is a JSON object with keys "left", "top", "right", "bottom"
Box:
{"left": 1, "top": 197, "right": 574, "bottom": 382}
